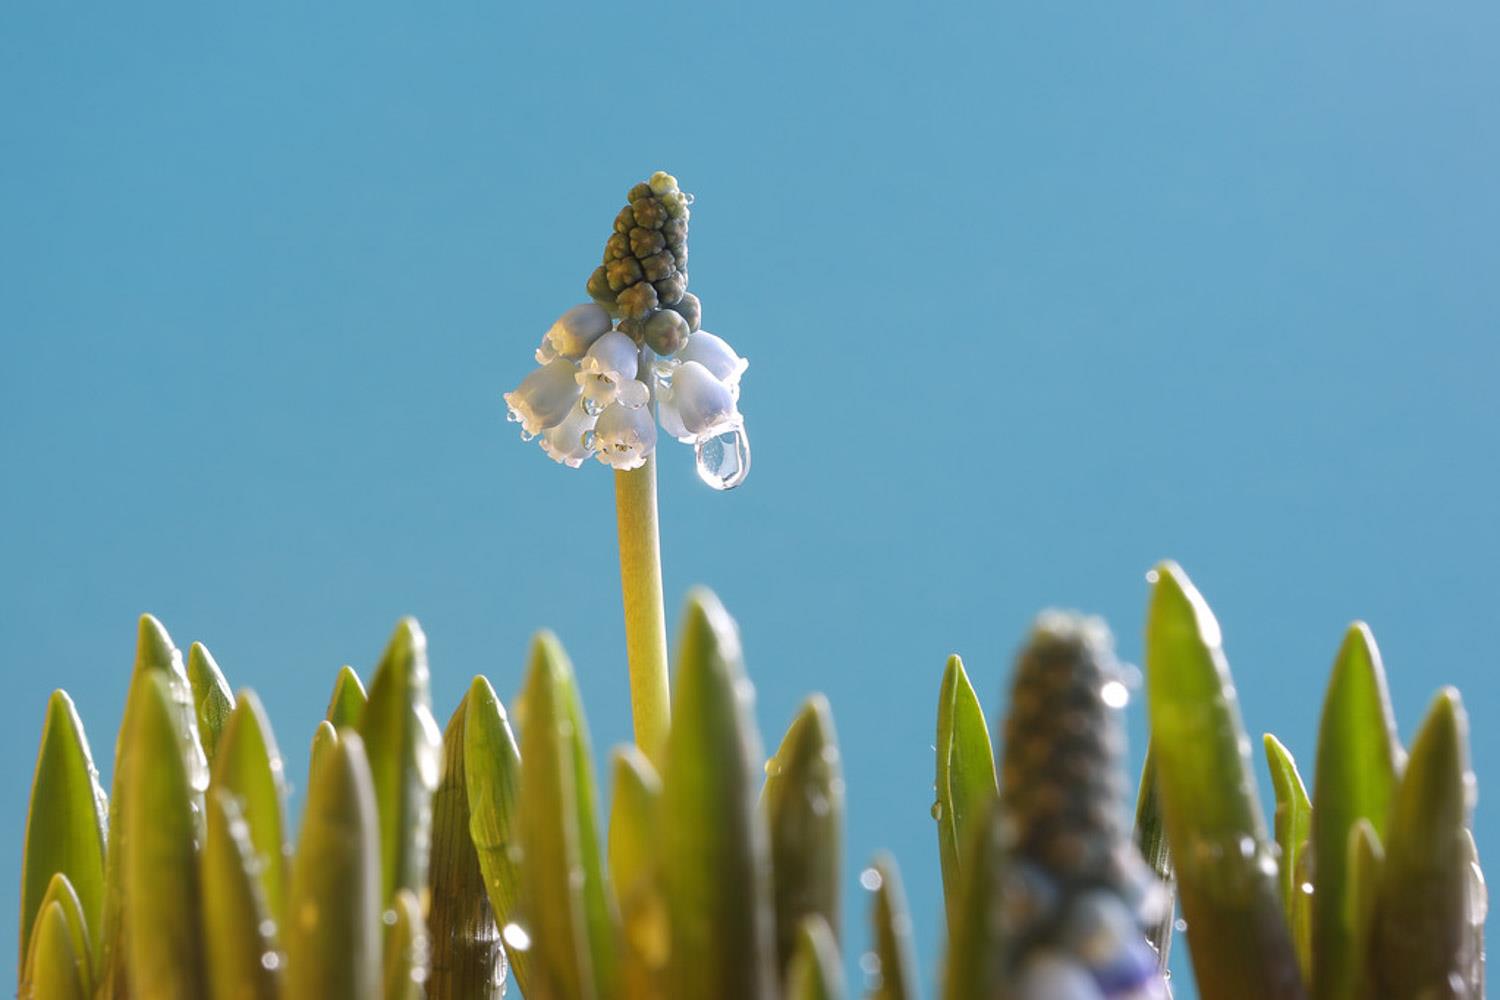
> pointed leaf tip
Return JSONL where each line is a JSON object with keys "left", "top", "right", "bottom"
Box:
{"left": 326, "top": 666, "right": 368, "bottom": 729}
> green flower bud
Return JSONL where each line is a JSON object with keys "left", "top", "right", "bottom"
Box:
{"left": 604, "top": 233, "right": 630, "bottom": 262}
{"left": 669, "top": 291, "right": 701, "bottom": 332}
{"left": 587, "top": 266, "right": 616, "bottom": 304}
{"left": 628, "top": 182, "right": 654, "bottom": 202}
{"left": 614, "top": 206, "right": 636, "bottom": 234}
{"left": 632, "top": 197, "right": 667, "bottom": 229}
{"left": 629, "top": 227, "right": 666, "bottom": 258}
{"left": 643, "top": 308, "right": 690, "bottom": 355}
{"left": 649, "top": 171, "right": 678, "bottom": 194}
{"left": 606, "top": 257, "right": 643, "bottom": 292}
{"left": 616, "top": 281, "right": 659, "bottom": 319}
{"left": 662, "top": 217, "right": 688, "bottom": 246}
{"left": 640, "top": 250, "right": 675, "bottom": 282}
{"left": 653, "top": 272, "right": 686, "bottom": 306}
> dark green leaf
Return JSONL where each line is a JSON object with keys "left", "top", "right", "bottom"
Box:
{"left": 763, "top": 694, "right": 844, "bottom": 979}
{"left": 202, "top": 789, "right": 280, "bottom": 1000}
{"left": 187, "top": 642, "right": 236, "bottom": 765}
{"left": 786, "top": 915, "right": 845, "bottom": 1000}
{"left": 933, "top": 655, "right": 996, "bottom": 935}
{"left": 1144, "top": 562, "right": 1303, "bottom": 1000}
{"left": 866, "top": 852, "right": 919, "bottom": 1000}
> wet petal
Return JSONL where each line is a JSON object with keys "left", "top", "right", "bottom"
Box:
{"left": 579, "top": 330, "right": 640, "bottom": 381}
{"left": 678, "top": 330, "right": 748, "bottom": 389}
{"left": 539, "top": 303, "right": 612, "bottom": 361}
{"left": 665, "top": 361, "right": 739, "bottom": 440}
{"left": 593, "top": 401, "right": 657, "bottom": 471}
{"left": 504, "top": 359, "right": 583, "bottom": 435}
{"left": 539, "top": 403, "right": 598, "bottom": 468}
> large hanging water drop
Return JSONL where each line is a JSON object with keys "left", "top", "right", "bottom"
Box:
{"left": 694, "top": 425, "right": 750, "bottom": 490}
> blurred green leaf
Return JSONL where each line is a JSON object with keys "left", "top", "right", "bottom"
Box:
{"left": 517, "top": 632, "right": 617, "bottom": 1000}
{"left": 1344, "top": 819, "right": 1382, "bottom": 1000}
{"left": 123, "top": 671, "right": 207, "bottom": 999}
{"left": 1461, "top": 829, "right": 1485, "bottom": 998}
{"left": 463, "top": 674, "right": 530, "bottom": 995}
{"left": 359, "top": 618, "right": 443, "bottom": 906}
{"left": 19, "top": 691, "right": 106, "bottom": 985}
{"left": 383, "top": 888, "right": 430, "bottom": 1000}
{"left": 1372, "top": 689, "right": 1475, "bottom": 999}
{"left": 1132, "top": 742, "right": 1175, "bottom": 974}
{"left": 187, "top": 642, "right": 236, "bottom": 765}
{"left": 662, "top": 589, "right": 776, "bottom": 1000}
{"left": 866, "top": 852, "right": 919, "bottom": 1000}
{"left": 939, "top": 794, "right": 1003, "bottom": 1000}
{"left": 786, "top": 915, "right": 845, "bottom": 1000}
{"left": 21, "top": 874, "right": 93, "bottom": 999}
{"left": 933, "top": 654, "right": 996, "bottom": 935}
{"left": 99, "top": 615, "right": 208, "bottom": 1000}
{"left": 309, "top": 720, "right": 339, "bottom": 786}
{"left": 763, "top": 694, "right": 844, "bottom": 979}
{"left": 1264, "top": 732, "right": 1313, "bottom": 977}
{"left": 427, "top": 693, "right": 507, "bottom": 1000}
{"left": 1310, "top": 623, "right": 1403, "bottom": 1000}
{"left": 608, "top": 746, "right": 666, "bottom": 999}
{"left": 202, "top": 789, "right": 280, "bottom": 1000}
{"left": 1144, "top": 562, "right": 1304, "bottom": 1000}
{"left": 210, "top": 689, "right": 289, "bottom": 925}
{"left": 327, "top": 665, "right": 368, "bottom": 730}
{"left": 284, "top": 731, "right": 381, "bottom": 1000}
{"left": 26, "top": 901, "right": 88, "bottom": 1000}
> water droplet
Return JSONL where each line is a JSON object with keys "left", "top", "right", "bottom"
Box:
{"left": 502, "top": 922, "right": 532, "bottom": 951}
{"left": 859, "top": 951, "right": 883, "bottom": 976}
{"left": 764, "top": 757, "right": 783, "bottom": 778}
{"left": 583, "top": 396, "right": 604, "bottom": 417}
{"left": 694, "top": 426, "right": 751, "bottom": 490}
{"left": 1173, "top": 918, "right": 1188, "bottom": 933}
{"left": 260, "top": 951, "right": 281, "bottom": 971}
{"left": 520, "top": 429, "right": 536, "bottom": 442}
{"left": 930, "top": 800, "right": 944, "bottom": 821}
{"left": 1468, "top": 859, "right": 1488, "bottom": 925}
{"left": 506, "top": 408, "right": 521, "bottom": 424}
{"left": 1239, "top": 836, "right": 1257, "bottom": 859}
{"left": 582, "top": 429, "right": 597, "bottom": 450}
{"left": 1100, "top": 680, "right": 1130, "bottom": 708}
{"left": 859, "top": 867, "right": 884, "bottom": 891}
{"left": 382, "top": 908, "right": 399, "bottom": 927}
{"left": 1299, "top": 881, "right": 1315, "bottom": 896}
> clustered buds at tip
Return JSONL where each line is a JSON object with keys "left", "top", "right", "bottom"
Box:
{"left": 503, "top": 172, "right": 751, "bottom": 489}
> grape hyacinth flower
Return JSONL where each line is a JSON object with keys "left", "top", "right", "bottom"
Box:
{"left": 504, "top": 170, "right": 751, "bottom": 491}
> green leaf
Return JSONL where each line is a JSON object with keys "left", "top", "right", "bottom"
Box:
{"left": 933, "top": 654, "right": 996, "bottom": 935}
{"left": 1132, "top": 742, "right": 1175, "bottom": 973}
{"left": 210, "top": 689, "right": 289, "bottom": 925}
{"left": 382, "top": 888, "right": 430, "bottom": 1000}
{"left": 763, "top": 694, "right": 844, "bottom": 979}
{"left": 359, "top": 617, "right": 442, "bottom": 906}
{"left": 939, "top": 794, "right": 1003, "bottom": 1000}
{"left": 1144, "top": 561, "right": 1304, "bottom": 1000}
{"left": 284, "top": 731, "right": 381, "bottom": 1000}
{"left": 1344, "top": 819, "right": 1382, "bottom": 1000}
{"left": 19, "top": 690, "right": 106, "bottom": 985}
{"left": 662, "top": 589, "right": 776, "bottom": 1000}
{"left": 1372, "top": 688, "right": 1476, "bottom": 999}
{"left": 21, "top": 874, "right": 93, "bottom": 998}
{"left": 202, "top": 789, "right": 280, "bottom": 1000}
{"left": 866, "top": 852, "right": 919, "bottom": 1000}
{"left": 1264, "top": 732, "right": 1313, "bottom": 977}
{"left": 26, "top": 901, "right": 89, "bottom": 1000}
{"left": 1461, "top": 829, "right": 1485, "bottom": 998}
{"left": 187, "top": 642, "right": 236, "bottom": 765}
{"left": 326, "top": 665, "right": 368, "bottom": 729}
{"left": 517, "top": 631, "right": 618, "bottom": 1000}
{"left": 462, "top": 674, "right": 530, "bottom": 995}
{"left": 99, "top": 614, "right": 208, "bottom": 1000}
{"left": 309, "top": 720, "right": 339, "bottom": 786}
{"left": 786, "top": 915, "right": 845, "bottom": 1000}
{"left": 608, "top": 746, "right": 667, "bottom": 999}
{"left": 123, "top": 670, "right": 208, "bottom": 999}
{"left": 427, "top": 693, "right": 507, "bottom": 1000}
{"left": 1310, "top": 622, "right": 1403, "bottom": 1000}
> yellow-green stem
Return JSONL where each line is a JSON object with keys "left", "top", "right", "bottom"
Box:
{"left": 613, "top": 455, "right": 670, "bottom": 763}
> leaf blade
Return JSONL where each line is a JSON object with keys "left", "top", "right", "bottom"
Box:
{"left": 210, "top": 689, "right": 290, "bottom": 926}
{"left": 186, "top": 642, "right": 236, "bottom": 766}
{"left": 933, "top": 655, "right": 996, "bottom": 935}
{"left": 866, "top": 852, "right": 919, "bottom": 1000}
{"left": 1264, "top": 732, "right": 1313, "bottom": 978}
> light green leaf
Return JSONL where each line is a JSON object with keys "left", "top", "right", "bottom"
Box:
{"left": 326, "top": 665, "right": 368, "bottom": 729}
{"left": 1132, "top": 742, "right": 1174, "bottom": 973}
{"left": 382, "top": 888, "right": 430, "bottom": 1000}
{"left": 786, "top": 915, "right": 845, "bottom": 1000}
{"left": 309, "top": 720, "right": 339, "bottom": 787}
{"left": 359, "top": 618, "right": 442, "bottom": 907}
{"left": 19, "top": 691, "right": 106, "bottom": 986}
{"left": 763, "top": 695, "right": 844, "bottom": 979}
{"left": 1344, "top": 819, "right": 1382, "bottom": 1000}
{"left": 187, "top": 643, "right": 236, "bottom": 765}
{"left": 939, "top": 794, "right": 1003, "bottom": 1000}
{"left": 1372, "top": 689, "right": 1475, "bottom": 999}
{"left": 462, "top": 674, "right": 530, "bottom": 995}
{"left": 99, "top": 614, "right": 208, "bottom": 1000}
{"left": 933, "top": 654, "right": 996, "bottom": 935}
{"left": 1144, "top": 562, "right": 1303, "bottom": 1000}
{"left": 123, "top": 671, "right": 208, "bottom": 1000}
{"left": 1264, "top": 732, "right": 1313, "bottom": 977}
{"left": 210, "top": 689, "right": 289, "bottom": 925}
{"left": 202, "top": 789, "right": 280, "bottom": 1000}
{"left": 662, "top": 589, "right": 776, "bottom": 1000}
{"left": 427, "top": 693, "right": 507, "bottom": 1000}
{"left": 284, "top": 732, "right": 381, "bottom": 1000}
{"left": 517, "top": 632, "right": 617, "bottom": 1000}
{"left": 866, "top": 852, "right": 919, "bottom": 1000}
{"left": 1310, "top": 623, "right": 1403, "bottom": 1000}
{"left": 26, "top": 901, "right": 88, "bottom": 1000}
{"left": 21, "top": 874, "right": 93, "bottom": 999}
{"left": 609, "top": 746, "right": 666, "bottom": 999}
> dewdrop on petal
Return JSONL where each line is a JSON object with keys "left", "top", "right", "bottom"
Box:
{"left": 577, "top": 331, "right": 651, "bottom": 414}
{"left": 539, "top": 402, "right": 598, "bottom": 468}
{"left": 536, "top": 303, "right": 612, "bottom": 362}
{"left": 662, "top": 361, "right": 739, "bottom": 440}
{"left": 593, "top": 401, "right": 658, "bottom": 471}
{"left": 505, "top": 358, "right": 584, "bottom": 436}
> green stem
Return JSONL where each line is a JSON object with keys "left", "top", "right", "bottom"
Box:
{"left": 613, "top": 455, "right": 671, "bottom": 763}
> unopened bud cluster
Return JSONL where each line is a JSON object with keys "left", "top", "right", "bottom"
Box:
{"left": 504, "top": 172, "right": 750, "bottom": 489}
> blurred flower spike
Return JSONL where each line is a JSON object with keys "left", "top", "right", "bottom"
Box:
{"left": 504, "top": 171, "right": 751, "bottom": 489}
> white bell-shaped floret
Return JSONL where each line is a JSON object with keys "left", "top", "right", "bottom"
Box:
{"left": 504, "top": 358, "right": 583, "bottom": 435}
{"left": 663, "top": 361, "right": 740, "bottom": 442}
{"left": 593, "top": 400, "right": 658, "bottom": 471}
{"left": 539, "top": 402, "right": 598, "bottom": 468}
{"left": 536, "top": 303, "right": 612, "bottom": 362}
{"left": 677, "top": 330, "right": 748, "bottom": 391}
{"left": 1013, "top": 953, "right": 1107, "bottom": 1000}
{"left": 577, "top": 331, "right": 650, "bottom": 411}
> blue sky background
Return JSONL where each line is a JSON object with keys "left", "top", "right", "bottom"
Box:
{"left": 2, "top": 4, "right": 1496, "bottom": 995}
